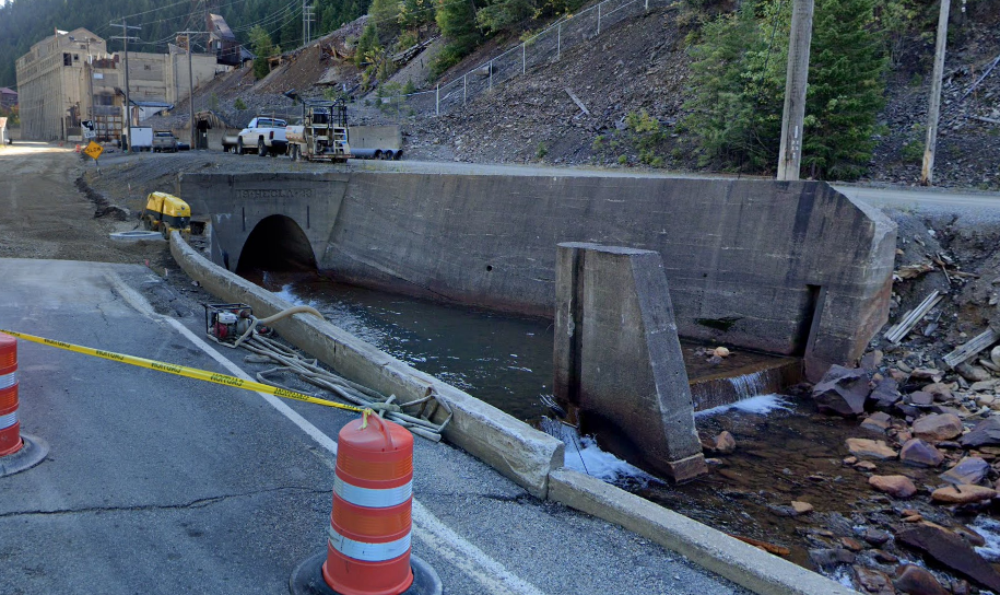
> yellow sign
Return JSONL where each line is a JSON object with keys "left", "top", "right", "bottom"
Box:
{"left": 83, "top": 141, "right": 103, "bottom": 160}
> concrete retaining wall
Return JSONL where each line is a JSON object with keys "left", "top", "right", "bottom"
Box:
{"left": 181, "top": 172, "right": 896, "bottom": 379}
{"left": 170, "top": 235, "right": 564, "bottom": 499}
{"left": 349, "top": 126, "right": 401, "bottom": 151}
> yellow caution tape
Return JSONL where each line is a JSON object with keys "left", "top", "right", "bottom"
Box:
{"left": 0, "top": 328, "right": 365, "bottom": 413}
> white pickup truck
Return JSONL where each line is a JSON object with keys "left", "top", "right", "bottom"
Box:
{"left": 236, "top": 116, "right": 288, "bottom": 156}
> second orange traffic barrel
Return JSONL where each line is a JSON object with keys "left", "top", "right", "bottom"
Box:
{"left": 0, "top": 332, "right": 21, "bottom": 457}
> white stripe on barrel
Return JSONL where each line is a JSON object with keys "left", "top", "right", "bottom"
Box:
{"left": 0, "top": 371, "right": 15, "bottom": 390}
{"left": 0, "top": 411, "right": 17, "bottom": 431}
{"left": 334, "top": 475, "right": 412, "bottom": 509}
{"left": 328, "top": 525, "right": 411, "bottom": 562}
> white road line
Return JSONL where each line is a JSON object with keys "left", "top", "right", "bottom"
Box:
{"left": 108, "top": 273, "right": 549, "bottom": 595}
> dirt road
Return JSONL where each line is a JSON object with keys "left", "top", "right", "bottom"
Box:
{"left": 0, "top": 142, "right": 168, "bottom": 266}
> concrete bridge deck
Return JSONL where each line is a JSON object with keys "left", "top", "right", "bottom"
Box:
{"left": 0, "top": 258, "right": 755, "bottom": 595}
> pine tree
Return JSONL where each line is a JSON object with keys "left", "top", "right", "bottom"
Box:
{"left": 684, "top": 0, "right": 888, "bottom": 179}
{"left": 434, "top": 0, "right": 482, "bottom": 72}
{"left": 802, "top": 0, "right": 887, "bottom": 179}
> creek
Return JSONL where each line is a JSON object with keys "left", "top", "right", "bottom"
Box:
{"left": 250, "top": 270, "right": 999, "bottom": 593}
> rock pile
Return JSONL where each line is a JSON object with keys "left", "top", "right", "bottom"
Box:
{"left": 805, "top": 353, "right": 1000, "bottom": 594}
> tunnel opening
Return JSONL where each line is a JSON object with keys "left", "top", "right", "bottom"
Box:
{"left": 236, "top": 215, "right": 317, "bottom": 274}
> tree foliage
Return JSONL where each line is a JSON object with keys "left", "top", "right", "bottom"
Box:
{"left": 684, "top": 0, "right": 888, "bottom": 180}
{"left": 434, "top": 0, "right": 482, "bottom": 73}
{"left": 249, "top": 25, "right": 278, "bottom": 80}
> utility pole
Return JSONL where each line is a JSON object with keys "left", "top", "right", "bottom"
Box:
{"left": 179, "top": 31, "right": 201, "bottom": 150}
{"left": 302, "top": 3, "right": 315, "bottom": 46}
{"left": 110, "top": 19, "right": 140, "bottom": 151}
{"left": 921, "top": 0, "right": 951, "bottom": 186}
{"left": 776, "top": 0, "right": 815, "bottom": 181}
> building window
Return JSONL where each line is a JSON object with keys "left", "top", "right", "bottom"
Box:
{"left": 63, "top": 53, "right": 72, "bottom": 66}
{"left": 144, "top": 64, "right": 152, "bottom": 70}
{"left": 74, "top": 54, "right": 79, "bottom": 61}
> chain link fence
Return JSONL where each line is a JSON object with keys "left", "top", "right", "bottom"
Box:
{"left": 356, "top": 0, "right": 666, "bottom": 123}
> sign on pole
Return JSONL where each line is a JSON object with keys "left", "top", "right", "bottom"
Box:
{"left": 83, "top": 141, "right": 104, "bottom": 160}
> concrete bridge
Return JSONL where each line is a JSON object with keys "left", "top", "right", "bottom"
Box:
{"left": 181, "top": 168, "right": 896, "bottom": 381}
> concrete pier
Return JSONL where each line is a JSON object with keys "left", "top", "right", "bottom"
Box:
{"left": 554, "top": 243, "right": 705, "bottom": 482}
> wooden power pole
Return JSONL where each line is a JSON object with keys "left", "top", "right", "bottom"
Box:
{"left": 921, "top": 0, "right": 951, "bottom": 186}
{"left": 110, "top": 19, "right": 141, "bottom": 152}
{"left": 776, "top": 0, "right": 815, "bottom": 181}
{"left": 179, "top": 32, "right": 201, "bottom": 150}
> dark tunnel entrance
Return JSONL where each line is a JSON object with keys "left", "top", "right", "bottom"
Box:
{"left": 236, "top": 215, "right": 318, "bottom": 274}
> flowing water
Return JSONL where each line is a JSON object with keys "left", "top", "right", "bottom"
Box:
{"left": 246, "top": 271, "right": 996, "bottom": 590}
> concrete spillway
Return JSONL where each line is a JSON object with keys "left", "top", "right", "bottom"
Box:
{"left": 181, "top": 169, "right": 895, "bottom": 381}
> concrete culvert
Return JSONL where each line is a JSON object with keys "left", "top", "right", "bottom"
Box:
{"left": 236, "top": 214, "right": 317, "bottom": 274}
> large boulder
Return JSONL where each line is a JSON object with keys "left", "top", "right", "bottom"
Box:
{"left": 869, "top": 377, "right": 902, "bottom": 411}
{"left": 931, "top": 484, "right": 997, "bottom": 504}
{"left": 896, "top": 524, "right": 1000, "bottom": 592}
{"left": 892, "top": 565, "right": 949, "bottom": 595}
{"left": 869, "top": 475, "right": 917, "bottom": 499}
{"left": 847, "top": 438, "right": 898, "bottom": 460}
{"left": 899, "top": 439, "right": 944, "bottom": 468}
{"left": 912, "top": 413, "right": 964, "bottom": 442}
{"left": 940, "top": 457, "right": 990, "bottom": 486}
{"left": 812, "top": 365, "right": 870, "bottom": 416}
{"left": 961, "top": 418, "right": 1000, "bottom": 448}
{"left": 854, "top": 567, "right": 894, "bottom": 595}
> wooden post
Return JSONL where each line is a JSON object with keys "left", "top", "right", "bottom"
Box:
{"left": 776, "top": 0, "right": 815, "bottom": 181}
{"left": 921, "top": 0, "right": 951, "bottom": 186}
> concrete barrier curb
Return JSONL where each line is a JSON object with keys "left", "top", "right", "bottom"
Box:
{"left": 170, "top": 236, "right": 564, "bottom": 499}
{"left": 548, "top": 468, "right": 860, "bottom": 595}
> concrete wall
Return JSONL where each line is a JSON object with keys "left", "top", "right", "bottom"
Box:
{"left": 554, "top": 243, "right": 705, "bottom": 481}
{"left": 181, "top": 172, "right": 896, "bottom": 378}
{"left": 349, "top": 125, "right": 401, "bottom": 150}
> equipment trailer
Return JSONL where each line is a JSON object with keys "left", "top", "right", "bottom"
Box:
{"left": 285, "top": 99, "right": 351, "bottom": 163}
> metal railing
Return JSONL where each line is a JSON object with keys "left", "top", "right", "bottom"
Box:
{"left": 367, "top": 0, "right": 665, "bottom": 121}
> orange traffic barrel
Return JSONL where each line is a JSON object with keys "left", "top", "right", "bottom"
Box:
{"left": 0, "top": 332, "right": 22, "bottom": 457}
{"left": 323, "top": 414, "right": 414, "bottom": 595}
{"left": 289, "top": 413, "right": 440, "bottom": 595}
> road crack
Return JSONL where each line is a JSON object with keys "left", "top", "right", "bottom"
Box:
{"left": 0, "top": 486, "right": 328, "bottom": 519}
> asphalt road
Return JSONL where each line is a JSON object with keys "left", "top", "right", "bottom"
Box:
{"left": 0, "top": 139, "right": 756, "bottom": 595}
{"left": 833, "top": 183, "right": 1000, "bottom": 211}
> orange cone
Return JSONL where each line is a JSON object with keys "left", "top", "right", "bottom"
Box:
{"left": 0, "top": 332, "right": 22, "bottom": 457}
{"left": 75, "top": 144, "right": 81, "bottom": 153}
{"left": 323, "top": 414, "right": 414, "bottom": 595}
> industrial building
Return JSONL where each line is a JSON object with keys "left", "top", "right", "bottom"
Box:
{"left": 15, "top": 28, "right": 222, "bottom": 141}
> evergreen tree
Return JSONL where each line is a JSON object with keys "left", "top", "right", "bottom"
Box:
{"left": 280, "top": 11, "right": 302, "bottom": 50}
{"left": 249, "top": 25, "right": 277, "bottom": 80}
{"left": 684, "top": 0, "right": 887, "bottom": 180}
{"left": 434, "top": 0, "right": 482, "bottom": 73}
{"left": 802, "top": 0, "right": 887, "bottom": 179}
{"left": 369, "top": 0, "right": 402, "bottom": 39}
{"left": 354, "top": 22, "right": 380, "bottom": 67}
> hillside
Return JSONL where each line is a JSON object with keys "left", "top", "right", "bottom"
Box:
{"left": 139, "top": 0, "right": 1000, "bottom": 189}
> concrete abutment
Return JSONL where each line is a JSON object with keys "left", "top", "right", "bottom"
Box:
{"left": 182, "top": 170, "right": 895, "bottom": 381}
{"left": 554, "top": 242, "right": 705, "bottom": 482}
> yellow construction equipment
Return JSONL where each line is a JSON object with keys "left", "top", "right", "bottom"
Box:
{"left": 140, "top": 192, "right": 191, "bottom": 239}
